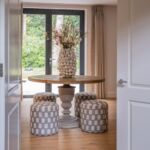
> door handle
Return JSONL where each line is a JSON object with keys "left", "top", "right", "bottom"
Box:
{"left": 18, "top": 80, "right": 26, "bottom": 84}
{"left": 21, "top": 80, "right": 26, "bottom": 83}
{"left": 0, "top": 63, "right": 3, "bottom": 77}
{"left": 48, "top": 58, "right": 55, "bottom": 65}
{"left": 118, "top": 79, "right": 127, "bottom": 85}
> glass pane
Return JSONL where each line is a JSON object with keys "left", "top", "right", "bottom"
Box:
{"left": 51, "top": 15, "right": 80, "bottom": 94}
{"left": 22, "top": 14, "right": 46, "bottom": 96}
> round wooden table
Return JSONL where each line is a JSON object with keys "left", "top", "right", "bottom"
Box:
{"left": 28, "top": 75, "right": 105, "bottom": 128}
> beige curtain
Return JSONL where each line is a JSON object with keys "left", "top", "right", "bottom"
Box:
{"left": 86, "top": 6, "right": 105, "bottom": 98}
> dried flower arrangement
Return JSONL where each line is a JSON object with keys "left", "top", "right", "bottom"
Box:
{"left": 53, "top": 19, "right": 82, "bottom": 49}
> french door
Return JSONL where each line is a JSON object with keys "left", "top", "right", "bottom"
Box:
{"left": 22, "top": 9, "right": 85, "bottom": 96}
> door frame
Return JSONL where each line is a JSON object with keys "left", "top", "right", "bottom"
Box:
{"left": 0, "top": 0, "right": 5, "bottom": 149}
{"left": 23, "top": 8, "right": 85, "bottom": 95}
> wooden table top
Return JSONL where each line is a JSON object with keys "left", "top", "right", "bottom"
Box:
{"left": 28, "top": 75, "right": 105, "bottom": 84}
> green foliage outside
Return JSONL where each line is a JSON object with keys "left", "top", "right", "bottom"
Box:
{"left": 22, "top": 14, "right": 45, "bottom": 68}
{"left": 22, "top": 14, "right": 80, "bottom": 69}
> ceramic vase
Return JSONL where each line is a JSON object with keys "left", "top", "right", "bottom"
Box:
{"left": 58, "top": 48, "right": 76, "bottom": 78}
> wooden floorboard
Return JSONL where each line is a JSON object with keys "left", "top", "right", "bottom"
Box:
{"left": 21, "top": 98, "right": 116, "bottom": 150}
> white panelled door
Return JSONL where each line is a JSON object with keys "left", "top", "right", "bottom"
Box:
{"left": 117, "top": 0, "right": 150, "bottom": 150}
{"left": 5, "top": 0, "right": 22, "bottom": 150}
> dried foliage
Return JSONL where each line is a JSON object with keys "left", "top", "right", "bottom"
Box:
{"left": 53, "top": 19, "right": 82, "bottom": 49}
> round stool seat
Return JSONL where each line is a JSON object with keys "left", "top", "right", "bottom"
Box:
{"left": 33, "top": 92, "right": 57, "bottom": 103}
{"left": 30, "top": 101, "right": 59, "bottom": 136}
{"left": 75, "top": 92, "right": 97, "bottom": 118}
{"left": 80, "top": 99, "right": 108, "bottom": 133}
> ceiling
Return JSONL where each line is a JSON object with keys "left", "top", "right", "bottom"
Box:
{"left": 22, "top": 0, "right": 117, "bottom": 5}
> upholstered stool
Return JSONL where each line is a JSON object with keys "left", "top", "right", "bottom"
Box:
{"left": 33, "top": 92, "right": 57, "bottom": 103}
{"left": 30, "top": 101, "right": 59, "bottom": 136}
{"left": 74, "top": 92, "right": 97, "bottom": 118}
{"left": 80, "top": 100, "right": 108, "bottom": 133}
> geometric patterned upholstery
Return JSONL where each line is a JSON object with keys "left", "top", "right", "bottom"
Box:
{"left": 80, "top": 99, "right": 108, "bottom": 133}
{"left": 30, "top": 101, "right": 59, "bottom": 136}
{"left": 74, "top": 92, "right": 97, "bottom": 118}
{"left": 33, "top": 92, "right": 57, "bottom": 103}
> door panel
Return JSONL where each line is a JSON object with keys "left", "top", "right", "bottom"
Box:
{"left": 130, "top": 0, "right": 150, "bottom": 86}
{"left": 117, "top": 0, "right": 150, "bottom": 150}
{"left": 5, "top": 0, "right": 21, "bottom": 149}
{"left": 8, "top": 102, "right": 19, "bottom": 150}
{"left": 8, "top": 0, "right": 21, "bottom": 90}
{"left": 130, "top": 101, "right": 150, "bottom": 150}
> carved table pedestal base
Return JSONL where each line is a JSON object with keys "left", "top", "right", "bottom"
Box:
{"left": 58, "top": 84, "right": 79, "bottom": 128}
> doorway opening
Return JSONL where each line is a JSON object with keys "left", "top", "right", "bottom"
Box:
{"left": 21, "top": 7, "right": 117, "bottom": 150}
{"left": 22, "top": 9, "right": 85, "bottom": 97}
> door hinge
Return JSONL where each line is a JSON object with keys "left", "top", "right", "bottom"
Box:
{"left": 0, "top": 64, "right": 3, "bottom": 77}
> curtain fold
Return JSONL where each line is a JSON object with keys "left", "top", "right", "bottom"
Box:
{"left": 86, "top": 6, "right": 105, "bottom": 98}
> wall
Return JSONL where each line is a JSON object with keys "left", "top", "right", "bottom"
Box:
{"left": 103, "top": 6, "right": 117, "bottom": 98}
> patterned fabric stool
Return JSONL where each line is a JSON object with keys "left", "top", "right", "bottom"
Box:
{"left": 75, "top": 92, "right": 97, "bottom": 118}
{"left": 80, "top": 99, "right": 108, "bottom": 133}
{"left": 30, "top": 101, "right": 59, "bottom": 136}
{"left": 33, "top": 92, "right": 57, "bottom": 103}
